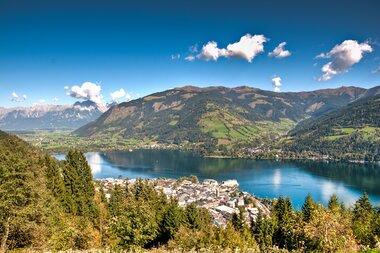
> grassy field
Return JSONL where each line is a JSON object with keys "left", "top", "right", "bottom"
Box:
{"left": 324, "top": 126, "right": 380, "bottom": 141}
{"left": 198, "top": 104, "right": 296, "bottom": 148}
{"left": 17, "top": 130, "right": 148, "bottom": 153}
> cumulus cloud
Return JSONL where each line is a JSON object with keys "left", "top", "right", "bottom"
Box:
{"left": 198, "top": 41, "right": 225, "bottom": 61}
{"left": 185, "top": 55, "right": 196, "bottom": 62}
{"left": 316, "top": 40, "right": 373, "bottom": 81}
{"left": 10, "top": 92, "right": 27, "bottom": 102}
{"left": 110, "top": 88, "right": 131, "bottom": 102}
{"left": 53, "top": 97, "right": 59, "bottom": 102}
{"left": 66, "top": 82, "right": 104, "bottom": 106}
{"left": 268, "top": 42, "right": 291, "bottom": 59}
{"left": 171, "top": 54, "right": 180, "bottom": 60}
{"left": 272, "top": 76, "right": 282, "bottom": 92}
{"left": 224, "top": 34, "right": 267, "bottom": 62}
{"left": 197, "top": 34, "right": 268, "bottom": 62}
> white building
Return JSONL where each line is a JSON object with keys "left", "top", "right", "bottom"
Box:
{"left": 221, "top": 179, "right": 239, "bottom": 188}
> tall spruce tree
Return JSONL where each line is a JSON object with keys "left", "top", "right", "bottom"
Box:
{"left": 160, "top": 199, "right": 182, "bottom": 243}
{"left": 327, "top": 194, "right": 340, "bottom": 212}
{"left": 273, "top": 196, "right": 295, "bottom": 250}
{"left": 352, "top": 192, "right": 375, "bottom": 247}
{"left": 232, "top": 206, "right": 245, "bottom": 232}
{"left": 251, "top": 210, "right": 274, "bottom": 249}
{"left": 44, "top": 154, "right": 65, "bottom": 201}
{"left": 301, "top": 194, "right": 316, "bottom": 222}
{"left": 63, "top": 150, "right": 98, "bottom": 219}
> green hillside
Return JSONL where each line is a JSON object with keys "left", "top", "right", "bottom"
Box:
{"left": 74, "top": 85, "right": 365, "bottom": 154}
{"left": 283, "top": 89, "right": 380, "bottom": 161}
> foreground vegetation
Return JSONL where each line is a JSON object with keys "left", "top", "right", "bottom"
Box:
{"left": 1, "top": 131, "right": 380, "bottom": 252}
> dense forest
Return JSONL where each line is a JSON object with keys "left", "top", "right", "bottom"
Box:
{"left": 1, "top": 130, "right": 380, "bottom": 252}
{"left": 283, "top": 95, "right": 380, "bottom": 161}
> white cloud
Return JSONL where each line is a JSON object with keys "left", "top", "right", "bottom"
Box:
{"left": 197, "top": 34, "right": 268, "bottom": 62}
{"left": 185, "top": 55, "right": 196, "bottom": 62}
{"left": 372, "top": 66, "right": 380, "bottom": 73}
{"left": 10, "top": 92, "right": 27, "bottom": 102}
{"left": 268, "top": 42, "right": 291, "bottom": 59}
{"left": 198, "top": 41, "right": 225, "bottom": 61}
{"left": 10, "top": 92, "right": 19, "bottom": 101}
{"left": 316, "top": 40, "right": 373, "bottom": 81}
{"left": 110, "top": 88, "right": 131, "bottom": 102}
{"left": 67, "top": 82, "right": 104, "bottom": 106}
{"left": 272, "top": 76, "right": 282, "bottom": 92}
{"left": 53, "top": 97, "right": 59, "bottom": 102}
{"left": 224, "top": 34, "right": 267, "bottom": 62}
{"left": 171, "top": 54, "right": 180, "bottom": 60}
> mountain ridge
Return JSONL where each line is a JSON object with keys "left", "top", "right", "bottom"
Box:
{"left": 0, "top": 101, "right": 107, "bottom": 130}
{"left": 74, "top": 85, "right": 369, "bottom": 153}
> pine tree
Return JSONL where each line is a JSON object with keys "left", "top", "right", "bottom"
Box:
{"left": 251, "top": 210, "right": 274, "bottom": 249}
{"left": 272, "top": 196, "right": 295, "bottom": 250}
{"left": 63, "top": 150, "right": 98, "bottom": 219}
{"left": 185, "top": 203, "right": 202, "bottom": 230}
{"left": 327, "top": 194, "right": 340, "bottom": 212}
{"left": 232, "top": 206, "right": 245, "bottom": 232}
{"left": 0, "top": 134, "right": 46, "bottom": 251}
{"left": 301, "top": 194, "right": 316, "bottom": 222}
{"left": 160, "top": 199, "right": 182, "bottom": 242}
{"left": 352, "top": 192, "right": 375, "bottom": 247}
{"left": 44, "top": 154, "right": 65, "bottom": 200}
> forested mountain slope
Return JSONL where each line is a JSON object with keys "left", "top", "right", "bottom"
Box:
{"left": 74, "top": 85, "right": 365, "bottom": 151}
{"left": 283, "top": 88, "right": 380, "bottom": 161}
{"left": 0, "top": 131, "right": 98, "bottom": 251}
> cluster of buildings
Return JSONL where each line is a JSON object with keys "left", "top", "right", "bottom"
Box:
{"left": 96, "top": 177, "right": 271, "bottom": 227}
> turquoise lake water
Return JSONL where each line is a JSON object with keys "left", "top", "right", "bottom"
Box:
{"left": 55, "top": 149, "right": 380, "bottom": 208}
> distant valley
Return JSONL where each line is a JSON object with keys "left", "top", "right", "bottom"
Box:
{"left": 4, "top": 85, "right": 380, "bottom": 161}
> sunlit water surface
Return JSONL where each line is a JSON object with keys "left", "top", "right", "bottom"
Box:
{"left": 55, "top": 150, "right": 380, "bottom": 208}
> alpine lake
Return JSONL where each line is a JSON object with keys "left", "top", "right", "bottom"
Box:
{"left": 55, "top": 149, "right": 380, "bottom": 208}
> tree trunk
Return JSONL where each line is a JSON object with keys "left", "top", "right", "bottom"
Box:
{"left": 0, "top": 216, "right": 11, "bottom": 253}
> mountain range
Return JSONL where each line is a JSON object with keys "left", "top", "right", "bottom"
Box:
{"left": 0, "top": 100, "right": 106, "bottom": 131}
{"left": 74, "top": 85, "right": 379, "bottom": 159}
{"left": 1, "top": 85, "right": 379, "bottom": 160}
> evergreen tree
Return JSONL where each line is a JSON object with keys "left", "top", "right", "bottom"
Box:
{"left": 63, "top": 150, "right": 98, "bottom": 219}
{"left": 301, "top": 194, "right": 316, "bottom": 222}
{"left": 232, "top": 206, "right": 245, "bottom": 232}
{"left": 184, "top": 203, "right": 202, "bottom": 230}
{"left": 0, "top": 133, "right": 46, "bottom": 251}
{"left": 352, "top": 192, "right": 375, "bottom": 247}
{"left": 327, "top": 194, "right": 340, "bottom": 212}
{"left": 44, "top": 154, "right": 65, "bottom": 200}
{"left": 251, "top": 210, "right": 274, "bottom": 249}
{"left": 160, "top": 199, "right": 182, "bottom": 243}
{"left": 272, "top": 196, "right": 295, "bottom": 250}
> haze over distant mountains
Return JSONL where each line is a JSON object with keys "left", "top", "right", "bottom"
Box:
{"left": 0, "top": 100, "right": 107, "bottom": 130}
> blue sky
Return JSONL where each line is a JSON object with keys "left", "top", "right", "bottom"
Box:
{"left": 1, "top": 0, "right": 380, "bottom": 107}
